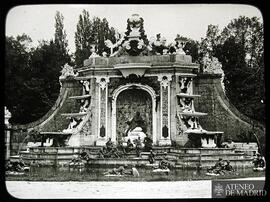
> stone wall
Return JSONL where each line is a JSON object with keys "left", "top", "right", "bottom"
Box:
{"left": 12, "top": 80, "right": 82, "bottom": 132}
{"left": 9, "top": 72, "right": 265, "bottom": 155}
{"left": 193, "top": 73, "right": 265, "bottom": 155}
{"left": 10, "top": 79, "right": 82, "bottom": 153}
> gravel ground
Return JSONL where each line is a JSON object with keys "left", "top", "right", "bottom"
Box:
{"left": 5, "top": 177, "right": 265, "bottom": 199}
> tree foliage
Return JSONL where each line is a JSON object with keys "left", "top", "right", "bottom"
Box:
{"left": 201, "top": 16, "right": 264, "bottom": 123}
{"left": 54, "top": 11, "right": 69, "bottom": 55}
{"left": 5, "top": 34, "right": 33, "bottom": 124}
{"left": 5, "top": 11, "right": 70, "bottom": 124}
{"left": 74, "top": 9, "right": 116, "bottom": 67}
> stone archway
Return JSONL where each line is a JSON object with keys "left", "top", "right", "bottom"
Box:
{"left": 111, "top": 84, "right": 157, "bottom": 144}
{"left": 116, "top": 89, "right": 152, "bottom": 140}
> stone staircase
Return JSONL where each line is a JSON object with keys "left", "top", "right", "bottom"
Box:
{"left": 169, "top": 148, "right": 253, "bottom": 168}
{"left": 11, "top": 145, "right": 254, "bottom": 169}
{"left": 225, "top": 142, "right": 258, "bottom": 156}
{"left": 11, "top": 146, "right": 172, "bottom": 166}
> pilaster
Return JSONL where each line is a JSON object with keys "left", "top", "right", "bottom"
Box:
{"left": 96, "top": 77, "right": 110, "bottom": 146}
{"left": 158, "top": 75, "right": 172, "bottom": 146}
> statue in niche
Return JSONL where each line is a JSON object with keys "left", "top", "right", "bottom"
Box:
{"left": 179, "top": 97, "right": 193, "bottom": 111}
{"left": 179, "top": 77, "right": 192, "bottom": 94}
{"left": 181, "top": 116, "right": 192, "bottom": 128}
{"left": 190, "top": 117, "right": 197, "bottom": 129}
{"left": 63, "top": 117, "right": 82, "bottom": 133}
{"left": 79, "top": 98, "right": 90, "bottom": 113}
{"left": 185, "top": 116, "right": 201, "bottom": 130}
{"left": 80, "top": 80, "right": 90, "bottom": 95}
{"left": 125, "top": 111, "right": 147, "bottom": 136}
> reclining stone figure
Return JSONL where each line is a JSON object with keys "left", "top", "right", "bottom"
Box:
{"left": 207, "top": 158, "right": 235, "bottom": 175}
{"left": 252, "top": 153, "right": 266, "bottom": 171}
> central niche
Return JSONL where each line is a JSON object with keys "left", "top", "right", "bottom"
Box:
{"left": 116, "top": 88, "right": 152, "bottom": 141}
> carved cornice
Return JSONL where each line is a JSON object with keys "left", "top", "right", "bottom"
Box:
{"left": 114, "top": 63, "right": 151, "bottom": 78}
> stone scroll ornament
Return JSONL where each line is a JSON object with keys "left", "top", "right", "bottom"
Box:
{"left": 122, "top": 14, "right": 149, "bottom": 56}
{"left": 59, "top": 63, "right": 78, "bottom": 80}
{"left": 202, "top": 53, "right": 225, "bottom": 93}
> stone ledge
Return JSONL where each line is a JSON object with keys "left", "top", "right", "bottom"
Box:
{"left": 83, "top": 54, "right": 195, "bottom": 67}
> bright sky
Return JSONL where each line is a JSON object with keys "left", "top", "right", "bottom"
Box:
{"left": 5, "top": 4, "right": 262, "bottom": 54}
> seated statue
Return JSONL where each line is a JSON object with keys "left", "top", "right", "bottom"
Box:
{"left": 106, "top": 138, "right": 114, "bottom": 151}
{"left": 159, "top": 155, "right": 170, "bottom": 170}
{"left": 222, "top": 160, "right": 234, "bottom": 172}
{"left": 143, "top": 134, "right": 153, "bottom": 152}
{"left": 125, "top": 139, "right": 134, "bottom": 153}
{"left": 148, "top": 150, "right": 156, "bottom": 164}
{"left": 253, "top": 153, "right": 265, "bottom": 169}
{"left": 63, "top": 117, "right": 82, "bottom": 133}
{"left": 79, "top": 99, "right": 90, "bottom": 113}
{"left": 207, "top": 158, "right": 225, "bottom": 175}
{"left": 6, "top": 157, "right": 28, "bottom": 172}
{"left": 117, "top": 138, "right": 127, "bottom": 156}
{"left": 124, "top": 112, "right": 147, "bottom": 145}
{"left": 79, "top": 148, "right": 91, "bottom": 161}
{"left": 125, "top": 112, "right": 146, "bottom": 135}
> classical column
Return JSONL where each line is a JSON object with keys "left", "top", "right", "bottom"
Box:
{"left": 96, "top": 77, "right": 110, "bottom": 146}
{"left": 158, "top": 75, "right": 172, "bottom": 146}
{"left": 5, "top": 107, "right": 11, "bottom": 160}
